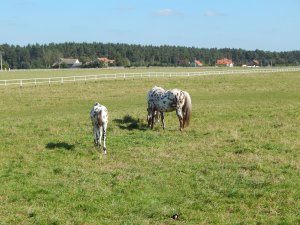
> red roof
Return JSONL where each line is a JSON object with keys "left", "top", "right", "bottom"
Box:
{"left": 97, "top": 57, "right": 115, "bottom": 63}
{"left": 195, "top": 60, "right": 203, "bottom": 65}
{"left": 216, "top": 58, "right": 233, "bottom": 65}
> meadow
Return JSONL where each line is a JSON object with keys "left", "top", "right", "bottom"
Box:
{"left": 0, "top": 69, "right": 299, "bottom": 224}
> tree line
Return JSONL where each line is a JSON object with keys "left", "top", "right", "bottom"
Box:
{"left": 0, "top": 42, "right": 299, "bottom": 69}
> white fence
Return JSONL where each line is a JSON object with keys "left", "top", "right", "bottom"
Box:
{"left": 0, "top": 67, "right": 299, "bottom": 87}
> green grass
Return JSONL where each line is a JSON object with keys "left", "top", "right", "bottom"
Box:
{"left": 0, "top": 70, "right": 299, "bottom": 224}
{"left": 0, "top": 67, "right": 211, "bottom": 79}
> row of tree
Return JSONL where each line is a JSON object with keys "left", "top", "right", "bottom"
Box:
{"left": 0, "top": 42, "right": 299, "bottom": 69}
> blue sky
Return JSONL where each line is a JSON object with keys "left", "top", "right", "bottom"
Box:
{"left": 0, "top": 0, "right": 299, "bottom": 51}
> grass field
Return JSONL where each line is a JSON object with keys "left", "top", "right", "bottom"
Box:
{"left": 0, "top": 69, "right": 299, "bottom": 224}
{"left": 0, "top": 67, "right": 214, "bottom": 80}
{"left": 0, "top": 66, "right": 271, "bottom": 80}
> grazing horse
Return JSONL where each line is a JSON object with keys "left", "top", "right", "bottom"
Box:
{"left": 147, "top": 86, "right": 192, "bottom": 130}
{"left": 90, "top": 102, "right": 108, "bottom": 154}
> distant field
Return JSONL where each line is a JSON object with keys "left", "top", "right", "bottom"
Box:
{"left": 0, "top": 69, "right": 299, "bottom": 224}
{"left": 0, "top": 67, "right": 215, "bottom": 79}
{"left": 0, "top": 66, "right": 287, "bottom": 80}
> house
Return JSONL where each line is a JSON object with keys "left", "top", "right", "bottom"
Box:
{"left": 52, "top": 58, "right": 82, "bottom": 68}
{"left": 248, "top": 59, "right": 260, "bottom": 67}
{"left": 193, "top": 60, "right": 203, "bottom": 67}
{"left": 216, "top": 58, "right": 234, "bottom": 67}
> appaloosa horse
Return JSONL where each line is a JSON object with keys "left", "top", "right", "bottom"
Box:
{"left": 147, "top": 86, "right": 192, "bottom": 130}
{"left": 90, "top": 102, "right": 108, "bottom": 154}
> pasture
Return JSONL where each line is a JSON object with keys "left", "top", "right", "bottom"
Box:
{"left": 0, "top": 69, "right": 299, "bottom": 224}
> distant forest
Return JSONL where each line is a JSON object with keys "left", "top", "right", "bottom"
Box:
{"left": 0, "top": 42, "right": 299, "bottom": 69}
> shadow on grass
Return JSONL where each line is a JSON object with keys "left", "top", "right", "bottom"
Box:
{"left": 113, "top": 114, "right": 148, "bottom": 131}
{"left": 46, "top": 142, "right": 75, "bottom": 151}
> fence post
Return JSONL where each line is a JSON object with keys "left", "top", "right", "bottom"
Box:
{"left": 61, "top": 77, "right": 64, "bottom": 84}
{"left": 20, "top": 79, "right": 23, "bottom": 88}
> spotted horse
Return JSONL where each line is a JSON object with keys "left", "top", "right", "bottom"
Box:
{"left": 147, "top": 86, "right": 192, "bottom": 131}
{"left": 90, "top": 102, "right": 109, "bottom": 154}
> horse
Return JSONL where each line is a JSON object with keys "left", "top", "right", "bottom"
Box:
{"left": 147, "top": 86, "right": 192, "bottom": 131}
{"left": 90, "top": 102, "right": 109, "bottom": 154}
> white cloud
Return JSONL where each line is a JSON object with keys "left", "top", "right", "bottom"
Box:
{"left": 154, "top": 9, "right": 177, "bottom": 16}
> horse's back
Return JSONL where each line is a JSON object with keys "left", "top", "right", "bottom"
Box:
{"left": 148, "top": 87, "right": 188, "bottom": 112}
{"left": 90, "top": 103, "right": 108, "bottom": 125}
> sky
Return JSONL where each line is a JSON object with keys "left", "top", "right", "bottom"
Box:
{"left": 0, "top": 0, "right": 299, "bottom": 52}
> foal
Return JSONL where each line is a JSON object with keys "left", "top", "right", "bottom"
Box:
{"left": 90, "top": 102, "right": 108, "bottom": 154}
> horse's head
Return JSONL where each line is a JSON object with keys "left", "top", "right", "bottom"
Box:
{"left": 147, "top": 108, "right": 160, "bottom": 127}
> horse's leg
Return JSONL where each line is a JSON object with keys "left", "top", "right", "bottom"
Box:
{"left": 161, "top": 112, "right": 165, "bottom": 129}
{"left": 93, "top": 125, "right": 99, "bottom": 146}
{"left": 99, "top": 125, "right": 103, "bottom": 149}
{"left": 150, "top": 110, "right": 155, "bottom": 129}
{"left": 147, "top": 106, "right": 152, "bottom": 128}
{"left": 155, "top": 111, "right": 160, "bottom": 123}
{"left": 176, "top": 108, "right": 184, "bottom": 131}
{"left": 103, "top": 123, "right": 107, "bottom": 154}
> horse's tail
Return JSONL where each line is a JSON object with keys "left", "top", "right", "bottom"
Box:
{"left": 97, "top": 109, "right": 103, "bottom": 127}
{"left": 183, "top": 91, "right": 192, "bottom": 128}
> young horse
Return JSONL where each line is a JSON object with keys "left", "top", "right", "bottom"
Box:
{"left": 147, "top": 86, "right": 192, "bottom": 130}
{"left": 90, "top": 102, "right": 108, "bottom": 154}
